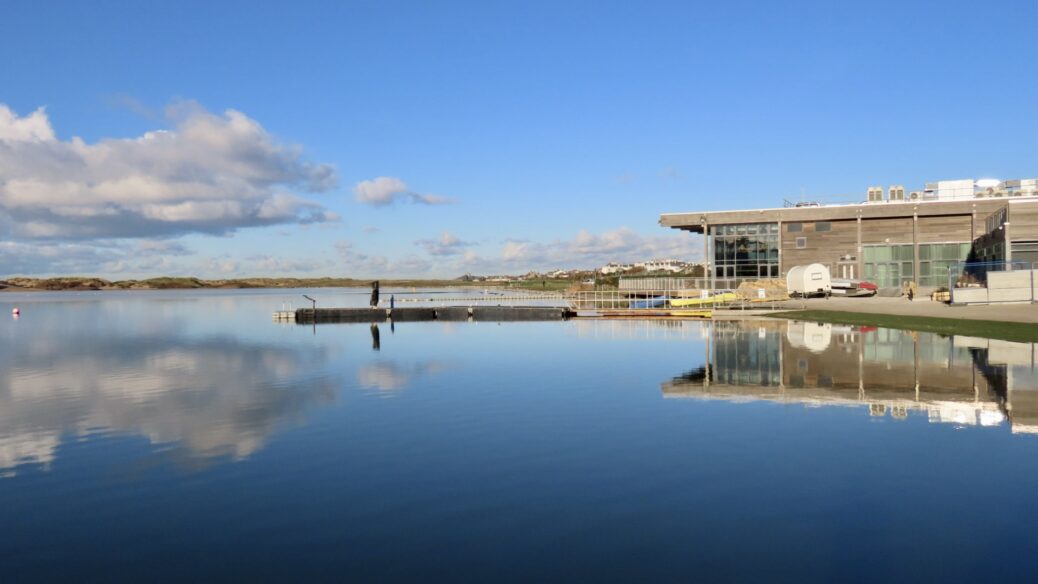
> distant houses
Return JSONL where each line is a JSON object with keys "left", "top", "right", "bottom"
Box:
{"left": 455, "top": 258, "right": 705, "bottom": 283}
{"left": 599, "top": 259, "right": 704, "bottom": 275}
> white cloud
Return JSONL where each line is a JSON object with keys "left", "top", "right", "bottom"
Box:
{"left": 0, "top": 240, "right": 123, "bottom": 275}
{"left": 335, "top": 240, "right": 431, "bottom": 277}
{"left": 353, "top": 176, "right": 452, "bottom": 206}
{"left": 415, "top": 230, "right": 473, "bottom": 256}
{"left": 0, "top": 102, "right": 337, "bottom": 240}
{"left": 243, "top": 254, "right": 335, "bottom": 274}
{"left": 0, "top": 106, "right": 54, "bottom": 142}
{"left": 480, "top": 227, "right": 701, "bottom": 272}
{"left": 351, "top": 227, "right": 703, "bottom": 278}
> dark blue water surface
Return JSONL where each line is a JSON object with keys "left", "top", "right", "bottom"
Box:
{"left": 2, "top": 289, "right": 1038, "bottom": 582}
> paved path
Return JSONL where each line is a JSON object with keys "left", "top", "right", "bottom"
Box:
{"left": 769, "top": 296, "right": 1038, "bottom": 324}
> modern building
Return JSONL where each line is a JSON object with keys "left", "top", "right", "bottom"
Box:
{"left": 660, "top": 178, "right": 1038, "bottom": 289}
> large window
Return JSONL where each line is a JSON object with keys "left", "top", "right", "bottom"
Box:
{"left": 1013, "top": 241, "right": 1038, "bottom": 265}
{"left": 919, "top": 243, "right": 970, "bottom": 287}
{"left": 711, "top": 223, "right": 779, "bottom": 281}
{"left": 863, "top": 245, "right": 913, "bottom": 288}
{"left": 863, "top": 243, "right": 971, "bottom": 287}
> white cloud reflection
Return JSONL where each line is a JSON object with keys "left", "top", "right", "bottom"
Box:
{"left": 0, "top": 332, "right": 336, "bottom": 476}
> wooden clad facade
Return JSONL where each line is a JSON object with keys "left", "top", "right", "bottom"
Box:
{"left": 1009, "top": 201, "right": 1038, "bottom": 264}
{"left": 916, "top": 215, "right": 972, "bottom": 244}
{"left": 660, "top": 195, "right": 1038, "bottom": 288}
{"left": 780, "top": 219, "right": 857, "bottom": 270}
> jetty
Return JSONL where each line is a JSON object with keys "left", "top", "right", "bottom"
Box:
{"left": 267, "top": 289, "right": 787, "bottom": 324}
{"left": 283, "top": 306, "right": 573, "bottom": 324}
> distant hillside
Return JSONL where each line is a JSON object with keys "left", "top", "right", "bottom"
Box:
{"left": 0, "top": 276, "right": 478, "bottom": 291}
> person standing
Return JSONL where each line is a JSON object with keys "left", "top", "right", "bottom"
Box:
{"left": 370, "top": 280, "right": 380, "bottom": 309}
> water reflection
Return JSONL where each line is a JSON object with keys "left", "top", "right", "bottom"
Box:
{"left": 356, "top": 360, "right": 447, "bottom": 392}
{"left": 571, "top": 318, "right": 705, "bottom": 341}
{"left": 0, "top": 333, "right": 336, "bottom": 476}
{"left": 665, "top": 320, "right": 1038, "bottom": 434}
{"left": 370, "top": 323, "right": 381, "bottom": 351}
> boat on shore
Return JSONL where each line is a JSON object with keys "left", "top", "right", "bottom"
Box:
{"left": 670, "top": 291, "right": 738, "bottom": 307}
{"left": 830, "top": 278, "right": 878, "bottom": 297}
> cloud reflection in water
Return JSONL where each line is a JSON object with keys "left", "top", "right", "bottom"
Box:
{"left": 0, "top": 333, "right": 336, "bottom": 476}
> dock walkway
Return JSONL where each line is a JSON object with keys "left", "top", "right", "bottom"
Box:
{"left": 290, "top": 306, "right": 571, "bottom": 323}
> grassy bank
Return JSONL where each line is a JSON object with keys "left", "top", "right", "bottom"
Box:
{"left": 768, "top": 310, "right": 1038, "bottom": 343}
{"left": 509, "top": 278, "right": 582, "bottom": 292}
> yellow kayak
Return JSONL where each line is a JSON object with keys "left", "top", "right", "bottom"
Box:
{"left": 670, "top": 292, "right": 738, "bottom": 307}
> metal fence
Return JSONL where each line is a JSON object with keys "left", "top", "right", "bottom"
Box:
{"left": 566, "top": 290, "right": 789, "bottom": 313}
{"left": 619, "top": 277, "right": 707, "bottom": 291}
{"left": 390, "top": 288, "right": 792, "bottom": 313}
{"left": 619, "top": 276, "right": 767, "bottom": 291}
{"left": 948, "top": 261, "right": 1038, "bottom": 304}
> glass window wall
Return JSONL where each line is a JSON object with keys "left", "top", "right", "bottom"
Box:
{"left": 863, "top": 243, "right": 971, "bottom": 287}
{"left": 918, "top": 243, "right": 970, "bottom": 287}
{"left": 863, "top": 245, "right": 913, "bottom": 288}
{"left": 711, "top": 223, "right": 780, "bottom": 281}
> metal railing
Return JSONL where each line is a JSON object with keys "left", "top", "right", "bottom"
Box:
{"left": 395, "top": 290, "right": 567, "bottom": 307}
{"left": 619, "top": 276, "right": 774, "bottom": 292}
{"left": 619, "top": 277, "right": 709, "bottom": 291}
{"left": 379, "top": 288, "right": 793, "bottom": 314}
{"left": 565, "top": 289, "right": 790, "bottom": 313}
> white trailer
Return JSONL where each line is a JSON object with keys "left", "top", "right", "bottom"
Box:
{"left": 786, "top": 263, "right": 832, "bottom": 298}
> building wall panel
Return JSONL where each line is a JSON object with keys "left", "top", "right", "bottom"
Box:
{"left": 860, "top": 218, "right": 913, "bottom": 244}
{"left": 1011, "top": 202, "right": 1038, "bottom": 240}
{"left": 780, "top": 219, "right": 857, "bottom": 271}
{"left": 916, "top": 215, "right": 972, "bottom": 243}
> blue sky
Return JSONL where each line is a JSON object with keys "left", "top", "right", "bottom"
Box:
{"left": 1, "top": 0, "right": 1036, "bottom": 278}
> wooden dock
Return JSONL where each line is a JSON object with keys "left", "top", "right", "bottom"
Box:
{"left": 290, "top": 306, "right": 573, "bottom": 324}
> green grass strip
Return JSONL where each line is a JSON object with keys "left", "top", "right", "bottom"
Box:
{"left": 767, "top": 310, "right": 1038, "bottom": 343}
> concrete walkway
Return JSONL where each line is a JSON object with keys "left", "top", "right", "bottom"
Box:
{"left": 768, "top": 296, "right": 1038, "bottom": 324}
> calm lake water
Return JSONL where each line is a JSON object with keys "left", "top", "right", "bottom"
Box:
{"left": 2, "top": 289, "right": 1038, "bottom": 581}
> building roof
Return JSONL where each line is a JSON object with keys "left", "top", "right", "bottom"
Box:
{"left": 659, "top": 195, "right": 1035, "bottom": 234}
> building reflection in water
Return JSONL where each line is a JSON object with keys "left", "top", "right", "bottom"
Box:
{"left": 664, "top": 320, "right": 1038, "bottom": 434}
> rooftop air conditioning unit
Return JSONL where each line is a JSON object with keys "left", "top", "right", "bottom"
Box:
{"left": 909, "top": 191, "right": 920, "bottom": 200}
{"left": 867, "top": 186, "right": 883, "bottom": 202}
{"left": 888, "top": 185, "right": 905, "bottom": 201}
